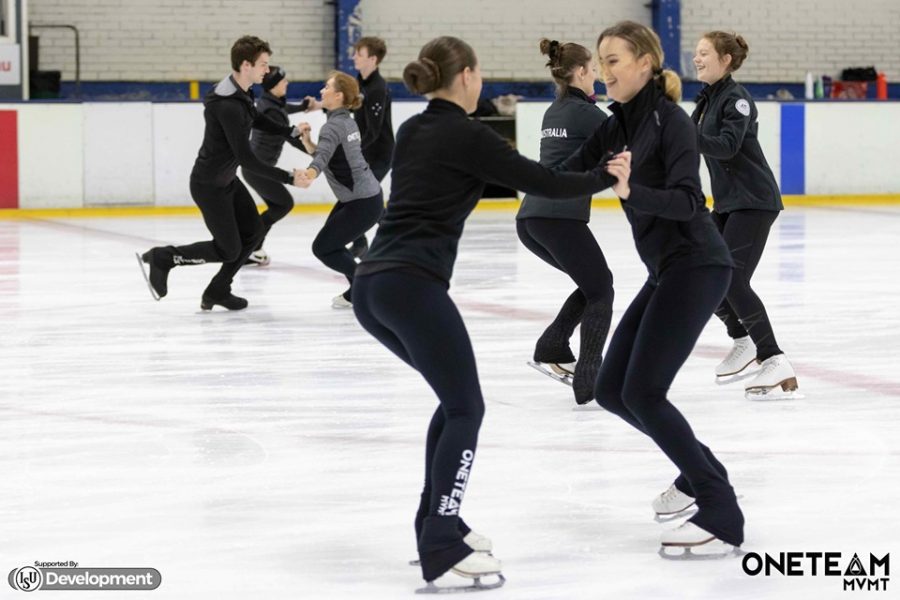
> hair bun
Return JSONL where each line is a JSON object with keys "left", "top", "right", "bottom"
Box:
{"left": 402, "top": 57, "right": 442, "bottom": 95}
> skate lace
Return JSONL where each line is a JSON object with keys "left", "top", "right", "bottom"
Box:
{"left": 758, "top": 357, "right": 781, "bottom": 377}
{"left": 661, "top": 485, "right": 681, "bottom": 502}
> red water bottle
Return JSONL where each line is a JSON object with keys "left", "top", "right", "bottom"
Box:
{"left": 876, "top": 72, "right": 888, "bottom": 100}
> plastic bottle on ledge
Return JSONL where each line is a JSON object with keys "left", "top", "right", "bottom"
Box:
{"left": 814, "top": 75, "right": 824, "bottom": 99}
{"left": 876, "top": 72, "right": 888, "bottom": 100}
{"left": 804, "top": 71, "right": 815, "bottom": 99}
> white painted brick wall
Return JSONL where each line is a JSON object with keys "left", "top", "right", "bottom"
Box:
{"left": 681, "top": 0, "right": 900, "bottom": 81}
{"left": 357, "top": 0, "right": 650, "bottom": 80}
{"left": 29, "top": 0, "right": 334, "bottom": 81}
{"left": 27, "top": 0, "right": 900, "bottom": 83}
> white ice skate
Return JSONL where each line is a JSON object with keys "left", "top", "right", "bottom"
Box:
{"left": 416, "top": 552, "right": 505, "bottom": 594}
{"left": 246, "top": 249, "right": 270, "bottom": 266}
{"left": 652, "top": 484, "right": 696, "bottom": 522}
{"left": 658, "top": 522, "right": 741, "bottom": 560}
{"left": 744, "top": 354, "right": 802, "bottom": 400}
{"left": 715, "top": 336, "right": 759, "bottom": 384}
{"left": 410, "top": 531, "right": 493, "bottom": 566}
{"left": 526, "top": 360, "right": 575, "bottom": 387}
{"left": 331, "top": 293, "right": 352, "bottom": 309}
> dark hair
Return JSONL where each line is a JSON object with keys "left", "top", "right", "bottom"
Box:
{"left": 597, "top": 21, "right": 682, "bottom": 102}
{"left": 328, "top": 70, "right": 364, "bottom": 111}
{"left": 231, "top": 36, "right": 272, "bottom": 72}
{"left": 354, "top": 36, "right": 388, "bottom": 64}
{"left": 539, "top": 38, "right": 593, "bottom": 98}
{"left": 403, "top": 36, "right": 477, "bottom": 95}
{"left": 702, "top": 31, "right": 749, "bottom": 72}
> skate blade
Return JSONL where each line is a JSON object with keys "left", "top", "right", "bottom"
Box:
{"left": 526, "top": 361, "right": 573, "bottom": 387}
{"left": 745, "top": 378, "right": 803, "bottom": 401}
{"left": 416, "top": 573, "right": 505, "bottom": 594}
{"left": 135, "top": 252, "right": 160, "bottom": 301}
{"left": 659, "top": 543, "right": 744, "bottom": 561}
{"left": 653, "top": 505, "right": 698, "bottom": 523}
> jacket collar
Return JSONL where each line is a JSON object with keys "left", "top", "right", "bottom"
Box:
{"left": 608, "top": 79, "right": 662, "bottom": 139}
{"left": 696, "top": 74, "right": 734, "bottom": 101}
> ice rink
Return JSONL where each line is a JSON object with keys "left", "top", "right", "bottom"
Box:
{"left": 1, "top": 204, "right": 898, "bottom": 599}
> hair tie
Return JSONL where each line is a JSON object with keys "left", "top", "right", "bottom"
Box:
{"left": 653, "top": 67, "right": 664, "bottom": 76}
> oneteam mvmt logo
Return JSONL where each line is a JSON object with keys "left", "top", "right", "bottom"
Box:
{"left": 742, "top": 551, "right": 890, "bottom": 592}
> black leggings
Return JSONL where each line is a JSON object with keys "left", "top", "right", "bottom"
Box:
{"left": 312, "top": 193, "right": 384, "bottom": 289}
{"left": 711, "top": 209, "right": 782, "bottom": 361}
{"left": 242, "top": 168, "right": 294, "bottom": 243}
{"left": 516, "top": 217, "right": 614, "bottom": 304}
{"left": 171, "top": 179, "right": 264, "bottom": 295}
{"left": 594, "top": 265, "right": 744, "bottom": 546}
{"left": 352, "top": 270, "right": 482, "bottom": 581}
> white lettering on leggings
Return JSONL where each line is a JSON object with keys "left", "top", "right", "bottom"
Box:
{"left": 437, "top": 449, "right": 474, "bottom": 516}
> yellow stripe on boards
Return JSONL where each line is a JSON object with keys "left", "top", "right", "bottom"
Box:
{"left": 1, "top": 194, "right": 899, "bottom": 220}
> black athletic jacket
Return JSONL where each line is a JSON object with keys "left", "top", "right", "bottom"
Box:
{"left": 517, "top": 87, "right": 608, "bottom": 222}
{"left": 560, "top": 80, "right": 733, "bottom": 281}
{"left": 358, "top": 99, "right": 615, "bottom": 283}
{"left": 191, "top": 75, "right": 296, "bottom": 188}
{"left": 692, "top": 75, "right": 783, "bottom": 213}
{"left": 250, "top": 91, "right": 309, "bottom": 166}
{"left": 355, "top": 69, "right": 395, "bottom": 172}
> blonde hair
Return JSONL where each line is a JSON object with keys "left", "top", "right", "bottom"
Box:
{"left": 328, "top": 70, "right": 363, "bottom": 110}
{"left": 597, "top": 21, "right": 682, "bottom": 102}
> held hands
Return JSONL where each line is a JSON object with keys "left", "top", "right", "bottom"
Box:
{"left": 292, "top": 167, "right": 318, "bottom": 188}
{"left": 303, "top": 97, "right": 322, "bottom": 112}
{"left": 605, "top": 150, "right": 632, "bottom": 200}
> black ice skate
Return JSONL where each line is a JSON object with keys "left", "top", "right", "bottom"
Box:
{"left": 200, "top": 292, "right": 248, "bottom": 311}
{"left": 135, "top": 247, "right": 174, "bottom": 300}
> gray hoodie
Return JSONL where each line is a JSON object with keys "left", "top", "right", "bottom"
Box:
{"left": 308, "top": 108, "right": 382, "bottom": 202}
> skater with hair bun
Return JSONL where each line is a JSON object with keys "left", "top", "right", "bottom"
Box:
{"left": 692, "top": 31, "right": 798, "bottom": 399}
{"left": 352, "top": 36, "right": 618, "bottom": 592}
{"left": 517, "top": 38, "right": 614, "bottom": 405}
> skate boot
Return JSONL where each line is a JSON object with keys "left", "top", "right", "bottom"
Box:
{"left": 416, "top": 552, "right": 505, "bottom": 594}
{"left": 332, "top": 289, "right": 352, "bottom": 309}
{"left": 659, "top": 521, "right": 740, "bottom": 560}
{"left": 572, "top": 301, "right": 612, "bottom": 405}
{"left": 463, "top": 530, "right": 493, "bottom": 554}
{"left": 136, "top": 246, "right": 175, "bottom": 300}
{"left": 245, "top": 248, "right": 270, "bottom": 266}
{"left": 528, "top": 289, "right": 585, "bottom": 387}
{"left": 201, "top": 291, "right": 249, "bottom": 311}
{"left": 744, "top": 354, "right": 800, "bottom": 399}
{"left": 715, "top": 336, "right": 759, "bottom": 382}
{"left": 349, "top": 235, "right": 369, "bottom": 260}
{"left": 652, "top": 484, "right": 696, "bottom": 518}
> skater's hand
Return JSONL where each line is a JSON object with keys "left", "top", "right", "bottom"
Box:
{"left": 298, "top": 122, "right": 312, "bottom": 136}
{"left": 304, "top": 97, "right": 322, "bottom": 112}
{"left": 605, "top": 150, "right": 631, "bottom": 199}
{"left": 293, "top": 169, "right": 312, "bottom": 188}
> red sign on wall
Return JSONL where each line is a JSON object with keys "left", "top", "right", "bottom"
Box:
{"left": 0, "top": 111, "right": 18, "bottom": 209}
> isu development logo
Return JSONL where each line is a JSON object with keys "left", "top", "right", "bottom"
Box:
{"left": 742, "top": 551, "right": 890, "bottom": 592}
{"left": 9, "top": 567, "right": 42, "bottom": 592}
{"left": 8, "top": 565, "right": 161, "bottom": 592}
